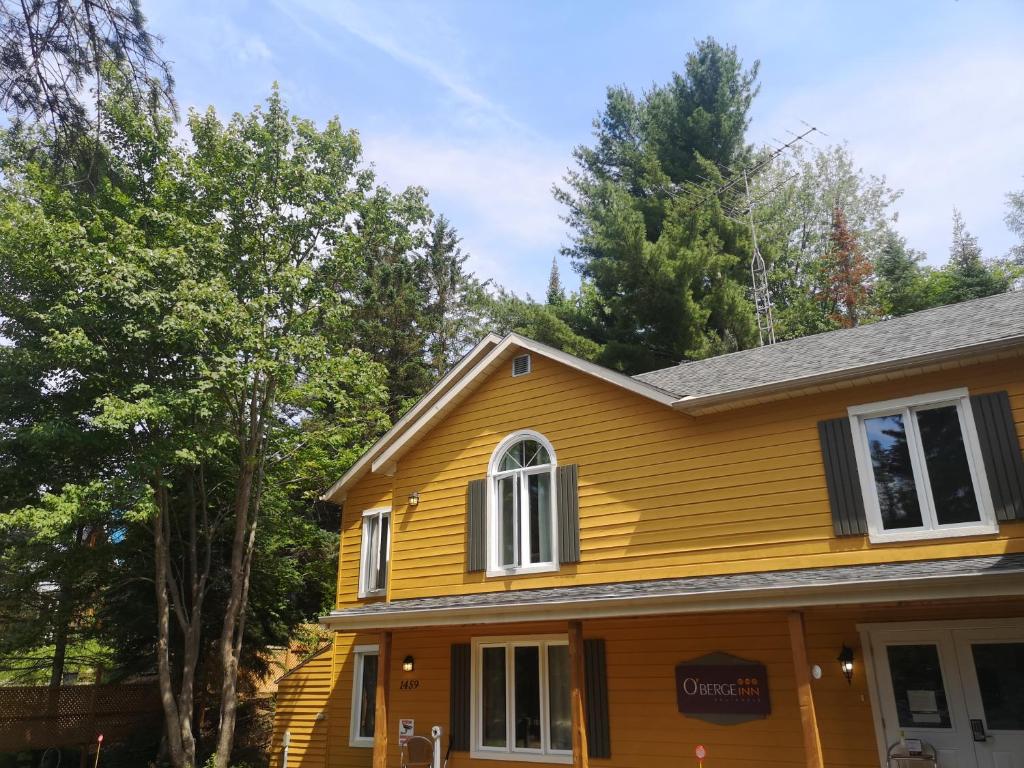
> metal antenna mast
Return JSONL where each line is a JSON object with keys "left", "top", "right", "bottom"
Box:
{"left": 744, "top": 169, "right": 775, "bottom": 345}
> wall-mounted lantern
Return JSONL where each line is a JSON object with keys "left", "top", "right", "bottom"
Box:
{"left": 408, "top": 491, "right": 420, "bottom": 507}
{"left": 402, "top": 655, "right": 415, "bottom": 673}
{"left": 838, "top": 645, "right": 854, "bottom": 685}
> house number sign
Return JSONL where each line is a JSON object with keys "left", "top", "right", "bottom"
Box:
{"left": 675, "top": 652, "right": 771, "bottom": 723}
{"left": 399, "top": 679, "right": 420, "bottom": 690}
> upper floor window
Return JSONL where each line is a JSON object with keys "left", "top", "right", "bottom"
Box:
{"left": 848, "top": 389, "right": 997, "bottom": 543}
{"left": 359, "top": 507, "right": 390, "bottom": 598}
{"left": 488, "top": 431, "right": 558, "bottom": 576}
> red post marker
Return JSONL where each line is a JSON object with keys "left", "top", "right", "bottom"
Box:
{"left": 93, "top": 734, "right": 104, "bottom": 768}
{"left": 695, "top": 744, "right": 707, "bottom": 767}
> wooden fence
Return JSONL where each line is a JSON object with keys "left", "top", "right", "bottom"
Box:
{"left": 0, "top": 683, "right": 162, "bottom": 751}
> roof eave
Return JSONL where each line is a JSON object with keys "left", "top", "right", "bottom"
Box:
{"left": 319, "top": 567, "right": 1024, "bottom": 631}
{"left": 670, "top": 335, "right": 1024, "bottom": 415}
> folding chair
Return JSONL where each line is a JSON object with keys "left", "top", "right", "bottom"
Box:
{"left": 886, "top": 740, "right": 938, "bottom": 768}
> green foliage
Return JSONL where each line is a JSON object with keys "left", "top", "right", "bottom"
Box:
{"left": 556, "top": 37, "right": 760, "bottom": 373}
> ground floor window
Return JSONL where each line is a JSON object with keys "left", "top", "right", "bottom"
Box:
{"left": 472, "top": 636, "right": 571, "bottom": 762}
{"left": 349, "top": 645, "right": 379, "bottom": 747}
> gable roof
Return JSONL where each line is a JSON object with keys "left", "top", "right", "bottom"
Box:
{"left": 324, "top": 291, "right": 1024, "bottom": 503}
{"left": 321, "top": 332, "right": 676, "bottom": 502}
{"left": 635, "top": 290, "right": 1024, "bottom": 412}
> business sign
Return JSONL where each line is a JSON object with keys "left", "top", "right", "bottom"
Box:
{"left": 675, "top": 652, "right": 770, "bottom": 724}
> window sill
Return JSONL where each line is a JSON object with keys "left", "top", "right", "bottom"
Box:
{"left": 470, "top": 750, "right": 571, "bottom": 764}
{"left": 867, "top": 522, "right": 999, "bottom": 545}
{"left": 357, "top": 589, "right": 387, "bottom": 600}
{"left": 349, "top": 738, "right": 374, "bottom": 749}
{"left": 486, "top": 561, "right": 559, "bottom": 578}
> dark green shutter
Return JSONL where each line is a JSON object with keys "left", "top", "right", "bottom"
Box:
{"left": 817, "top": 418, "right": 868, "bottom": 536}
{"left": 466, "top": 478, "right": 486, "bottom": 572}
{"left": 584, "top": 638, "right": 610, "bottom": 759}
{"left": 449, "top": 644, "right": 471, "bottom": 751}
{"left": 971, "top": 391, "right": 1024, "bottom": 522}
{"left": 557, "top": 464, "right": 581, "bottom": 564}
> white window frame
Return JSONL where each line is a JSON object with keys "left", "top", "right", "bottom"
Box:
{"left": 358, "top": 507, "right": 391, "bottom": 598}
{"left": 348, "top": 644, "right": 379, "bottom": 748}
{"left": 847, "top": 388, "right": 997, "bottom": 544}
{"left": 486, "top": 430, "right": 559, "bottom": 578}
{"left": 470, "top": 635, "right": 572, "bottom": 764}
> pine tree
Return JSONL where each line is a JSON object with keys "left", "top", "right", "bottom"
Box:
{"left": 936, "top": 208, "right": 1008, "bottom": 304}
{"left": 820, "top": 206, "right": 873, "bottom": 327}
{"left": 546, "top": 256, "right": 565, "bottom": 306}
{"left": 874, "top": 230, "right": 928, "bottom": 317}
{"left": 556, "top": 37, "right": 760, "bottom": 373}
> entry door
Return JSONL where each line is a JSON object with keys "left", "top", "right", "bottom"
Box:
{"left": 952, "top": 627, "right": 1024, "bottom": 768}
{"left": 872, "top": 628, "right": 976, "bottom": 767}
{"left": 867, "top": 621, "right": 1024, "bottom": 768}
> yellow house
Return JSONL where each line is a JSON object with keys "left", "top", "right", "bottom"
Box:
{"left": 271, "top": 290, "right": 1024, "bottom": 768}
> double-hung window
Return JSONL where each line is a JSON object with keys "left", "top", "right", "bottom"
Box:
{"left": 848, "top": 388, "right": 997, "bottom": 543}
{"left": 488, "top": 432, "right": 557, "bottom": 576}
{"left": 358, "top": 507, "right": 390, "bottom": 598}
{"left": 472, "top": 636, "right": 572, "bottom": 763}
{"left": 349, "top": 645, "right": 379, "bottom": 747}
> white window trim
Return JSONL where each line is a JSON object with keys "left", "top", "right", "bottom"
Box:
{"left": 358, "top": 507, "right": 391, "bottom": 598}
{"left": 486, "top": 431, "right": 560, "bottom": 578}
{"left": 847, "top": 388, "right": 998, "bottom": 544}
{"left": 349, "top": 644, "right": 380, "bottom": 748}
{"left": 469, "top": 635, "right": 572, "bottom": 765}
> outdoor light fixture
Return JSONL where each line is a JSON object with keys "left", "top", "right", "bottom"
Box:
{"left": 402, "top": 655, "right": 415, "bottom": 672}
{"left": 408, "top": 491, "right": 420, "bottom": 507}
{"left": 838, "top": 645, "right": 855, "bottom": 684}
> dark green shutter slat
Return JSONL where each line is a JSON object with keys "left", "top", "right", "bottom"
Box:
{"left": 971, "top": 391, "right": 1024, "bottom": 522}
{"left": 584, "top": 638, "right": 610, "bottom": 759}
{"left": 466, "top": 478, "right": 486, "bottom": 572}
{"left": 449, "top": 644, "right": 471, "bottom": 751}
{"left": 817, "top": 418, "right": 868, "bottom": 536}
{"left": 557, "top": 464, "right": 581, "bottom": 564}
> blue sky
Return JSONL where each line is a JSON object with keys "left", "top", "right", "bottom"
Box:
{"left": 145, "top": 0, "right": 1024, "bottom": 297}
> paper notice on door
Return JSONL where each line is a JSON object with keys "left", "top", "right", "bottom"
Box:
{"left": 907, "top": 689, "right": 938, "bottom": 713}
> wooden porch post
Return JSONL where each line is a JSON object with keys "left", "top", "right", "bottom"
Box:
{"left": 788, "top": 611, "right": 824, "bottom": 768}
{"left": 568, "top": 620, "right": 590, "bottom": 768}
{"left": 373, "top": 630, "right": 392, "bottom": 768}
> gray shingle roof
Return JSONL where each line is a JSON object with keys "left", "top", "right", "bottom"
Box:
{"left": 634, "top": 291, "right": 1024, "bottom": 400}
{"left": 324, "top": 552, "right": 1024, "bottom": 623}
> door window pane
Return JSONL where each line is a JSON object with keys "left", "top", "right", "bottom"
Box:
{"left": 514, "top": 646, "right": 541, "bottom": 749}
{"left": 547, "top": 645, "right": 571, "bottom": 751}
{"left": 527, "top": 473, "right": 552, "bottom": 564}
{"left": 916, "top": 406, "right": 980, "bottom": 525}
{"left": 886, "top": 644, "right": 951, "bottom": 728}
{"left": 482, "top": 647, "right": 507, "bottom": 747}
{"left": 866, "top": 414, "right": 924, "bottom": 529}
{"left": 971, "top": 642, "right": 1024, "bottom": 731}
{"left": 358, "top": 654, "right": 378, "bottom": 739}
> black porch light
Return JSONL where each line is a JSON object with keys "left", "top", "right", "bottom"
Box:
{"left": 838, "top": 644, "right": 854, "bottom": 684}
{"left": 402, "top": 655, "right": 415, "bottom": 673}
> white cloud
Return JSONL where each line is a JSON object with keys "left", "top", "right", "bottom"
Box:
{"left": 754, "top": 41, "right": 1024, "bottom": 263}
{"left": 362, "top": 132, "right": 570, "bottom": 295}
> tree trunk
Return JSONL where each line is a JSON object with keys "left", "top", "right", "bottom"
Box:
{"left": 48, "top": 605, "right": 69, "bottom": 688}
{"left": 212, "top": 461, "right": 258, "bottom": 768}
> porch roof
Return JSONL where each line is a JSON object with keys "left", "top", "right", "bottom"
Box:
{"left": 320, "top": 553, "right": 1024, "bottom": 630}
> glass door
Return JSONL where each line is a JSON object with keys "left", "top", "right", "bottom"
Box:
{"left": 952, "top": 627, "right": 1024, "bottom": 768}
{"left": 870, "top": 628, "right": 977, "bottom": 767}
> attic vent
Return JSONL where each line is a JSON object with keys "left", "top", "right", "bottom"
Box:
{"left": 512, "top": 354, "right": 532, "bottom": 377}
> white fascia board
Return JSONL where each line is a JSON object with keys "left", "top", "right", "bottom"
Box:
{"left": 321, "top": 334, "right": 502, "bottom": 503}
{"left": 319, "top": 569, "right": 1024, "bottom": 631}
{"left": 369, "top": 334, "right": 678, "bottom": 474}
{"left": 670, "top": 336, "right": 1024, "bottom": 415}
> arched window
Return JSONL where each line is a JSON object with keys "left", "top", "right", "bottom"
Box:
{"left": 488, "top": 431, "right": 557, "bottom": 572}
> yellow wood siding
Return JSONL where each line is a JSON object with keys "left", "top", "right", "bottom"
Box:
{"left": 270, "top": 645, "right": 334, "bottom": 768}
{"left": 316, "top": 599, "right": 1024, "bottom": 768}
{"left": 337, "top": 352, "right": 1024, "bottom": 605}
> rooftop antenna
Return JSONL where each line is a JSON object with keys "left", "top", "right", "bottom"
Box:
{"left": 744, "top": 168, "right": 775, "bottom": 346}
